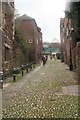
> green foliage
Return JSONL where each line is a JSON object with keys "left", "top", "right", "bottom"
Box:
{"left": 14, "top": 30, "right": 28, "bottom": 54}
{"left": 14, "top": 29, "right": 34, "bottom": 56}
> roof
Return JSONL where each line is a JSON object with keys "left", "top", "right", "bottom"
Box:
{"left": 16, "top": 14, "right": 42, "bottom": 34}
{"left": 16, "top": 14, "right": 34, "bottom": 20}
{"left": 51, "top": 38, "right": 59, "bottom": 43}
{"left": 49, "top": 43, "right": 61, "bottom": 49}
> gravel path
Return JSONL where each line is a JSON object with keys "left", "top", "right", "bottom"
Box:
{"left": 62, "top": 85, "right": 80, "bottom": 96}
{"left": 2, "top": 65, "right": 42, "bottom": 109}
{"left": 2, "top": 60, "right": 79, "bottom": 118}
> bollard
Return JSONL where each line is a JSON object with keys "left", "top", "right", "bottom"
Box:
{"left": 30, "top": 62, "right": 32, "bottom": 70}
{"left": 22, "top": 65, "right": 24, "bottom": 76}
{"left": 0, "top": 71, "right": 3, "bottom": 89}
{"left": 26, "top": 64, "right": 29, "bottom": 73}
{"left": 13, "top": 68, "right": 16, "bottom": 82}
{"left": 33, "top": 61, "right": 35, "bottom": 68}
{"left": 69, "top": 58, "right": 73, "bottom": 71}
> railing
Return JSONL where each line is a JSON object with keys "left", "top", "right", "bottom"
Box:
{"left": 13, "top": 61, "right": 35, "bottom": 82}
{"left": 0, "top": 61, "right": 35, "bottom": 89}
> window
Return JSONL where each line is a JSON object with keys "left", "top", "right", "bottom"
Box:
{"left": 40, "top": 38, "right": 42, "bottom": 41}
{"left": 29, "top": 39, "right": 33, "bottom": 43}
{"left": 36, "top": 38, "right": 38, "bottom": 44}
{"left": 62, "top": 38, "right": 64, "bottom": 43}
{"left": 40, "top": 37, "right": 42, "bottom": 42}
{"left": 3, "top": 18, "right": 6, "bottom": 28}
{"left": 0, "top": 13, "right": 5, "bottom": 28}
{"left": 5, "top": 47, "right": 10, "bottom": 62}
{"left": 0, "top": 13, "right": 3, "bottom": 28}
{"left": 0, "top": 13, "right": 1, "bottom": 28}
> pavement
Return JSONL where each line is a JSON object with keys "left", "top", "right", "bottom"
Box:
{"left": 2, "top": 59, "right": 79, "bottom": 118}
{"left": 3, "top": 80, "right": 80, "bottom": 96}
{"left": 2, "top": 65, "right": 42, "bottom": 109}
{"left": 3, "top": 60, "right": 78, "bottom": 107}
{"left": 3, "top": 83, "right": 11, "bottom": 88}
{"left": 62, "top": 85, "right": 80, "bottom": 96}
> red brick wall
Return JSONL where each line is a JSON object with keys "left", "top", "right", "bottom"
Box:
{"left": 16, "top": 17, "right": 43, "bottom": 63}
{"left": 2, "top": 2, "right": 14, "bottom": 75}
{"left": 13, "top": 41, "right": 29, "bottom": 67}
{"left": 60, "top": 18, "right": 65, "bottom": 62}
{"left": 16, "top": 20, "right": 34, "bottom": 40}
{"left": 0, "top": 29, "right": 3, "bottom": 72}
{"left": 76, "top": 42, "right": 80, "bottom": 83}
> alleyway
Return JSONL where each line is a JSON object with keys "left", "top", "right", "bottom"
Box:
{"left": 2, "top": 59, "right": 79, "bottom": 118}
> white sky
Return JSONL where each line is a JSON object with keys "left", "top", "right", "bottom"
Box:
{"left": 15, "top": 0, "right": 66, "bottom": 42}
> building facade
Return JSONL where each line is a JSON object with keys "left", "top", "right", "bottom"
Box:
{"left": 43, "top": 40, "right": 61, "bottom": 57}
{"left": 0, "top": 0, "right": 14, "bottom": 76}
{"left": 15, "top": 14, "right": 43, "bottom": 64}
{"left": 60, "top": 17, "right": 71, "bottom": 66}
{"left": 60, "top": 1, "right": 80, "bottom": 81}
{"left": 60, "top": 18, "right": 65, "bottom": 62}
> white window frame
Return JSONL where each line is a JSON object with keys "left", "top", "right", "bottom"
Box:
{"left": 36, "top": 38, "right": 38, "bottom": 44}
{"left": 29, "top": 39, "right": 33, "bottom": 43}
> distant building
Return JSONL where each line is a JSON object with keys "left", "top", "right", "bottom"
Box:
{"left": 15, "top": 14, "right": 43, "bottom": 64}
{"left": 49, "top": 40, "right": 61, "bottom": 53}
{"left": 43, "top": 39, "right": 61, "bottom": 57}
{"left": 43, "top": 42, "right": 50, "bottom": 54}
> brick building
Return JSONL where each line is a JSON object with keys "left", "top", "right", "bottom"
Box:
{"left": 0, "top": 1, "right": 14, "bottom": 75}
{"left": 60, "top": 17, "right": 71, "bottom": 66}
{"left": 60, "top": 18, "right": 65, "bottom": 62}
{"left": 60, "top": 1, "right": 80, "bottom": 81}
{"left": 15, "top": 14, "right": 43, "bottom": 64}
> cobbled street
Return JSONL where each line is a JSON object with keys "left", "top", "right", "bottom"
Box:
{"left": 2, "top": 59, "right": 80, "bottom": 118}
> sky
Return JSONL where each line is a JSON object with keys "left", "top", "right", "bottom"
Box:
{"left": 15, "top": 0, "right": 66, "bottom": 43}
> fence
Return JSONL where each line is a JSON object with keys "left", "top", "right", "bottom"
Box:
{"left": 0, "top": 61, "right": 35, "bottom": 89}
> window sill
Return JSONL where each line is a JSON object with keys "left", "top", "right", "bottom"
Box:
{"left": 4, "top": 61, "right": 10, "bottom": 64}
